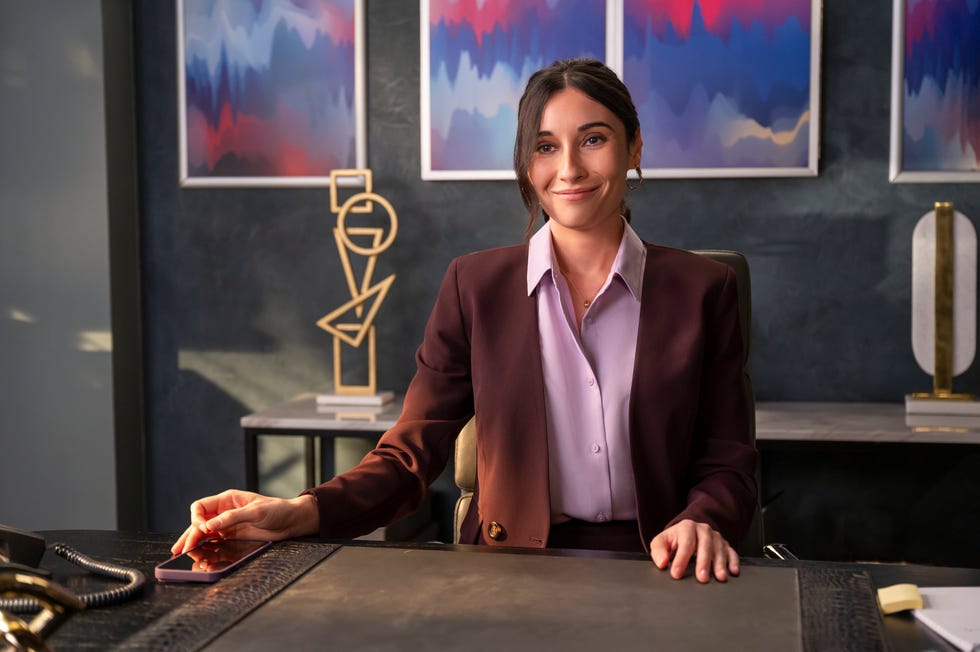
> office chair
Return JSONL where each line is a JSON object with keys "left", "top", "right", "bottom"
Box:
{"left": 453, "top": 250, "right": 769, "bottom": 557}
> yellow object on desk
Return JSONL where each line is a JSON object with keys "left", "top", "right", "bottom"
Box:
{"left": 878, "top": 583, "right": 923, "bottom": 614}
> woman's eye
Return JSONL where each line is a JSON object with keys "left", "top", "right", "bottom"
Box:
{"left": 584, "top": 134, "right": 606, "bottom": 146}
{"left": 536, "top": 143, "right": 555, "bottom": 154}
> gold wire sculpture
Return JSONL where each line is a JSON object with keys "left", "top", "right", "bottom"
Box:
{"left": 315, "top": 169, "right": 397, "bottom": 402}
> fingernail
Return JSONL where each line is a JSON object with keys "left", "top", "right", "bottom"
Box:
{"left": 698, "top": 569, "right": 708, "bottom": 580}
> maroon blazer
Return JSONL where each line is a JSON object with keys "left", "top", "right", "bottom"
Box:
{"left": 306, "top": 242, "right": 758, "bottom": 550}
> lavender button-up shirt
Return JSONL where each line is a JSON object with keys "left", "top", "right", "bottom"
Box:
{"left": 527, "top": 220, "right": 646, "bottom": 523}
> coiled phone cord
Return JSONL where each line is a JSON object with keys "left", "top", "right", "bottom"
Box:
{"left": 0, "top": 543, "right": 146, "bottom": 613}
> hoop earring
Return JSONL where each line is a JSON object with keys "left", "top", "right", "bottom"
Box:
{"left": 626, "top": 166, "right": 644, "bottom": 191}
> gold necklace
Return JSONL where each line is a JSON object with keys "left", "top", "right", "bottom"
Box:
{"left": 560, "top": 269, "right": 596, "bottom": 308}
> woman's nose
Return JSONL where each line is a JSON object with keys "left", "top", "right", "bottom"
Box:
{"left": 558, "top": 148, "right": 585, "bottom": 181}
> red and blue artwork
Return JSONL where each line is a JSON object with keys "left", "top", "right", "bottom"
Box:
{"left": 423, "top": 0, "right": 608, "bottom": 179}
{"left": 179, "top": 0, "right": 363, "bottom": 186}
{"left": 623, "top": 0, "right": 818, "bottom": 176}
{"left": 900, "top": 0, "right": 980, "bottom": 176}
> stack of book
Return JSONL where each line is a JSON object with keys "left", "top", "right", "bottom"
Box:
{"left": 905, "top": 395, "right": 980, "bottom": 429}
{"left": 316, "top": 390, "right": 395, "bottom": 406}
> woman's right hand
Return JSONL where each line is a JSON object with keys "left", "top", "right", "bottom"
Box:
{"left": 171, "top": 489, "right": 319, "bottom": 555}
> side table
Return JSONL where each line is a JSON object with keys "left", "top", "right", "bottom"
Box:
{"left": 753, "top": 401, "right": 980, "bottom": 566}
{"left": 240, "top": 393, "right": 403, "bottom": 492}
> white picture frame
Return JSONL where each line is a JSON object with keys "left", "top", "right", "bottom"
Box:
{"left": 177, "top": 0, "right": 367, "bottom": 187}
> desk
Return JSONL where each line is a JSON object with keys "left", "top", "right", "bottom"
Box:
{"left": 240, "top": 394, "right": 403, "bottom": 491}
{"left": 29, "top": 531, "right": 980, "bottom": 652}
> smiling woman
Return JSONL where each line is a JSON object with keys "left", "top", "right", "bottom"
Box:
{"left": 175, "top": 59, "right": 758, "bottom": 586}
{"left": 515, "top": 59, "right": 644, "bottom": 239}
{"left": 528, "top": 85, "right": 641, "bottom": 327}
{"left": 529, "top": 88, "right": 640, "bottom": 242}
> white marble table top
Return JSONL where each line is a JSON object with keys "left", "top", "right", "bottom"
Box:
{"left": 756, "top": 401, "right": 980, "bottom": 444}
{"left": 241, "top": 396, "right": 980, "bottom": 444}
{"left": 241, "top": 393, "right": 403, "bottom": 433}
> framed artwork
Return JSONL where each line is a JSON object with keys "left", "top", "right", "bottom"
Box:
{"left": 622, "top": 0, "right": 822, "bottom": 178}
{"left": 421, "top": 0, "right": 616, "bottom": 180}
{"left": 890, "top": 0, "right": 980, "bottom": 183}
{"left": 177, "top": 0, "right": 366, "bottom": 187}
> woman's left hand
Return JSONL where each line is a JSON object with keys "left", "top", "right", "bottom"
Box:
{"left": 650, "top": 519, "right": 739, "bottom": 583}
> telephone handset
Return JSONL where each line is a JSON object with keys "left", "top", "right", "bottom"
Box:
{"left": 1, "top": 523, "right": 148, "bottom": 649}
{"left": 0, "top": 524, "right": 47, "bottom": 577}
{"left": 0, "top": 523, "right": 146, "bottom": 612}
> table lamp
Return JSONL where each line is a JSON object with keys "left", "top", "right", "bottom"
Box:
{"left": 906, "top": 202, "right": 979, "bottom": 428}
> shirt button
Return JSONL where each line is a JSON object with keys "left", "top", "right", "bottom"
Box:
{"left": 591, "top": 443, "right": 601, "bottom": 454}
{"left": 587, "top": 377, "right": 595, "bottom": 386}
{"left": 596, "top": 513, "right": 607, "bottom": 522}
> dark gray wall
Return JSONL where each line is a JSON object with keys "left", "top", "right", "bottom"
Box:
{"left": 134, "top": 3, "right": 980, "bottom": 554}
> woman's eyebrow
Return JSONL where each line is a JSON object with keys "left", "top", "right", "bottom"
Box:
{"left": 537, "top": 121, "right": 614, "bottom": 138}
{"left": 577, "top": 121, "right": 614, "bottom": 132}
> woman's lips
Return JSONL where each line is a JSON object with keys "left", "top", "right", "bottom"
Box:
{"left": 554, "top": 186, "right": 598, "bottom": 201}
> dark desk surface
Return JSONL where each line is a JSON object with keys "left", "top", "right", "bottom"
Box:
{"left": 210, "top": 545, "right": 806, "bottom": 651}
{"left": 22, "top": 531, "right": 980, "bottom": 652}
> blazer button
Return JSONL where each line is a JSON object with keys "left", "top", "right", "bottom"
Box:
{"left": 487, "top": 521, "right": 505, "bottom": 541}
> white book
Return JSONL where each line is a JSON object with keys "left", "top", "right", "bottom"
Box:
{"left": 316, "top": 391, "right": 395, "bottom": 406}
{"left": 906, "top": 395, "right": 980, "bottom": 416}
{"left": 316, "top": 404, "right": 384, "bottom": 416}
{"left": 906, "top": 413, "right": 980, "bottom": 430}
{"left": 913, "top": 587, "right": 980, "bottom": 652}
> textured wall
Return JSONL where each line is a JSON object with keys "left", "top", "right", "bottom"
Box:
{"left": 134, "top": 2, "right": 980, "bottom": 555}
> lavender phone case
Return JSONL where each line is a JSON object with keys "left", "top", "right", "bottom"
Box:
{"left": 155, "top": 539, "right": 271, "bottom": 582}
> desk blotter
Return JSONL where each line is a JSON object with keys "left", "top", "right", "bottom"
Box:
{"left": 211, "top": 546, "right": 806, "bottom": 651}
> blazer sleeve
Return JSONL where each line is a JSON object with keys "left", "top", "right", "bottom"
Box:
{"left": 303, "top": 258, "right": 474, "bottom": 538}
{"left": 665, "top": 265, "right": 758, "bottom": 544}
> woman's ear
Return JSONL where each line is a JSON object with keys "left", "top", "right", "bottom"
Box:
{"left": 629, "top": 129, "right": 643, "bottom": 168}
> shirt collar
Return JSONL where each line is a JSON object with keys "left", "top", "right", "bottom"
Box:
{"left": 526, "top": 218, "right": 646, "bottom": 300}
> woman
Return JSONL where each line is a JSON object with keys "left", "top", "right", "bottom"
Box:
{"left": 173, "top": 59, "right": 757, "bottom": 584}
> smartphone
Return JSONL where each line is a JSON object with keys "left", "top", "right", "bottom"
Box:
{"left": 154, "top": 538, "right": 271, "bottom": 582}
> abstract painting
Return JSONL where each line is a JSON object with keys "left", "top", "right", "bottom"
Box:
{"left": 890, "top": 0, "right": 980, "bottom": 182}
{"left": 177, "top": 0, "right": 365, "bottom": 187}
{"left": 622, "top": 0, "right": 821, "bottom": 177}
{"left": 421, "top": 0, "right": 612, "bottom": 180}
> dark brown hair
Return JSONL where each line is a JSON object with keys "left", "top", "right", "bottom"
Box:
{"left": 514, "top": 58, "right": 642, "bottom": 240}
